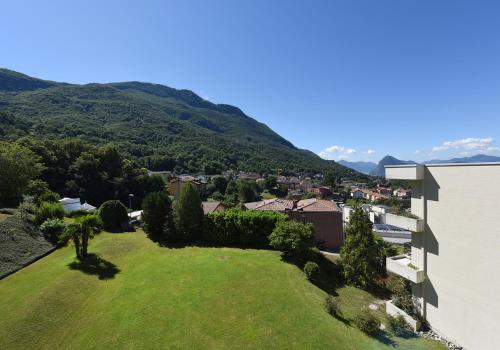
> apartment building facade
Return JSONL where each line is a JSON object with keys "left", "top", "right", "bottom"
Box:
{"left": 384, "top": 163, "right": 500, "bottom": 349}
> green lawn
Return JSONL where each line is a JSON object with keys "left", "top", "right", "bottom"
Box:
{"left": 0, "top": 231, "right": 444, "bottom": 350}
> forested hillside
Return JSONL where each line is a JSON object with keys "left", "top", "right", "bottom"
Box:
{"left": 0, "top": 69, "right": 364, "bottom": 179}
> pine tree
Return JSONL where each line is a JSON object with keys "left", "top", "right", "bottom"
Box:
{"left": 142, "top": 191, "right": 175, "bottom": 241}
{"left": 175, "top": 183, "right": 204, "bottom": 241}
{"left": 340, "top": 205, "right": 384, "bottom": 288}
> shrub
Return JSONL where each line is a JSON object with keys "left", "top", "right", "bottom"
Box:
{"left": 387, "top": 315, "right": 411, "bottom": 335}
{"left": 37, "top": 191, "right": 61, "bottom": 204}
{"left": 353, "top": 313, "right": 380, "bottom": 335}
{"left": 66, "top": 209, "right": 96, "bottom": 219}
{"left": 98, "top": 200, "right": 128, "bottom": 231}
{"left": 35, "top": 201, "right": 65, "bottom": 224}
{"left": 203, "top": 209, "right": 288, "bottom": 246}
{"left": 142, "top": 192, "right": 175, "bottom": 240}
{"left": 268, "top": 220, "right": 314, "bottom": 256}
{"left": 386, "top": 276, "right": 415, "bottom": 316}
{"left": 40, "top": 218, "right": 66, "bottom": 244}
{"left": 325, "top": 295, "right": 340, "bottom": 317}
{"left": 304, "top": 261, "right": 320, "bottom": 281}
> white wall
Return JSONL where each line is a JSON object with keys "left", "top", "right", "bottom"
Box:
{"left": 418, "top": 164, "right": 500, "bottom": 349}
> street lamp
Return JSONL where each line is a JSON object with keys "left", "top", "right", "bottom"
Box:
{"left": 128, "top": 193, "right": 134, "bottom": 219}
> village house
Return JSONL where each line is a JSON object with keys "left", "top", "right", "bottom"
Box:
{"left": 168, "top": 175, "right": 207, "bottom": 198}
{"left": 393, "top": 188, "right": 411, "bottom": 199}
{"left": 244, "top": 198, "right": 344, "bottom": 249}
{"left": 376, "top": 186, "right": 393, "bottom": 196}
{"left": 309, "top": 186, "right": 332, "bottom": 199}
{"left": 201, "top": 201, "right": 226, "bottom": 215}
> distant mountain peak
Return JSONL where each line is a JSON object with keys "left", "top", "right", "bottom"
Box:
{"left": 370, "top": 155, "right": 418, "bottom": 177}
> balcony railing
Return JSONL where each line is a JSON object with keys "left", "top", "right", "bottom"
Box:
{"left": 386, "top": 254, "right": 425, "bottom": 283}
{"left": 385, "top": 213, "right": 424, "bottom": 232}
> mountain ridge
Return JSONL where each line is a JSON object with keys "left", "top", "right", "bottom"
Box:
{"left": 338, "top": 160, "right": 377, "bottom": 175}
{"left": 0, "top": 68, "right": 364, "bottom": 179}
{"left": 356, "top": 154, "right": 500, "bottom": 177}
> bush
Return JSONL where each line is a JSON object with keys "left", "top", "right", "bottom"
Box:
{"left": 98, "top": 200, "right": 128, "bottom": 231}
{"left": 35, "top": 201, "right": 65, "bottom": 224}
{"left": 66, "top": 209, "right": 96, "bottom": 219}
{"left": 353, "top": 313, "right": 380, "bottom": 335}
{"left": 387, "top": 315, "right": 411, "bottom": 335}
{"left": 304, "top": 261, "right": 320, "bottom": 281}
{"left": 37, "top": 191, "right": 61, "bottom": 204}
{"left": 325, "top": 295, "right": 340, "bottom": 317}
{"left": 386, "top": 276, "right": 415, "bottom": 316}
{"left": 203, "top": 209, "right": 288, "bottom": 246}
{"left": 40, "top": 218, "right": 66, "bottom": 244}
{"left": 268, "top": 220, "right": 315, "bottom": 256}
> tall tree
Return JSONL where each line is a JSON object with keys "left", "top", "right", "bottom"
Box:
{"left": 340, "top": 205, "right": 384, "bottom": 289}
{"left": 175, "top": 183, "right": 204, "bottom": 241}
{"left": 0, "top": 142, "right": 42, "bottom": 206}
{"left": 142, "top": 191, "right": 175, "bottom": 241}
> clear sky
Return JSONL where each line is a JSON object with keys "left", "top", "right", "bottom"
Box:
{"left": 1, "top": 0, "right": 500, "bottom": 162}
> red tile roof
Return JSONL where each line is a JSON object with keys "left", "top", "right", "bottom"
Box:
{"left": 246, "top": 198, "right": 340, "bottom": 212}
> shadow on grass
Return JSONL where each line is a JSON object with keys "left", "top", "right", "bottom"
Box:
{"left": 147, "top": 233, "right": 272, "bottom": 251}
{"left": 281, "top": 250, "right": 342, "bottom": 296}
{"left": 68, "top": 253, "right": 120, "bottom": 280}
{"left": 375, "top": 332, "right": 397, "bottom": 347}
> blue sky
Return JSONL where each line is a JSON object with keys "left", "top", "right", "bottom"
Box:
{"left": 1, "top": 0, "right": 500, "bottom": 162}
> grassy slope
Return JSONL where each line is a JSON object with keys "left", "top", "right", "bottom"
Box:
{"left": 0, "top": 231, "right": 444, "bottom": 350}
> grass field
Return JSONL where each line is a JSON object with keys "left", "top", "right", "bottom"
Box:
{"left": 0, "top": 230, "right": 444, "bottom": 350}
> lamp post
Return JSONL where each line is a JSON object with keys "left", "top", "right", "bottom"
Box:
{"left": 128, "top": 193, "right": 134, "bottom": 219}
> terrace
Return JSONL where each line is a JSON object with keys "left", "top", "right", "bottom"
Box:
{"left": 386, "top": 254, "right": 425, "bottom": 284}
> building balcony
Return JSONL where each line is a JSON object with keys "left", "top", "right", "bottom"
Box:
{"left": 385, "top": 165, "right": 424, "bottom": 180}
{"left": 385, "top": 213, "right": 424, "bottom": 232}
{"left": 386, "top": 255, "right": 425, "bottom": 284}
{"left": 385, "top": 300, "right": 421, "bottom": 331}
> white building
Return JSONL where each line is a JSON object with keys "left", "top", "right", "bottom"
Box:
{"left": 59, "top": 197, "right": 96, "bottom": 212}
{"left": 384, "top": 163, "right": 500, "bottom": 349}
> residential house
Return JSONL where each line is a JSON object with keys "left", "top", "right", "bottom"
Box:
{"left": 201, "top": 201, "right": 226, "bottom": 215}
{"left": 366, "top": 191, "right": 390, "bottom": 202}
{"left": 310, "top": 186, "right": 332, "bottom": 199}
{"left": 384, "top": 163, "right": 500, "bottom": 349}
{"left": 376, "top": 186, "right": 393, "bottom": 196}
{"left": 393, "top": 188, "right": 411, "bottom": 199}
{"left": 168, "top": 175, "right": 207, "bottom": 198}
{"left": 245, "top": 198, "right": 344, "bottom": 249}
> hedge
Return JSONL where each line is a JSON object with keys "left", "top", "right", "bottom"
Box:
{"left": 203, "top": 209, "right": 288, "bottom": 246}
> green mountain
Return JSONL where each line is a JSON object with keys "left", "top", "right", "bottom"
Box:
{"left": 370, "top": 155, "right": 417, "bottom": 177}
{"left": 0, "top": 68, "right": 364, "bottom": 178}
